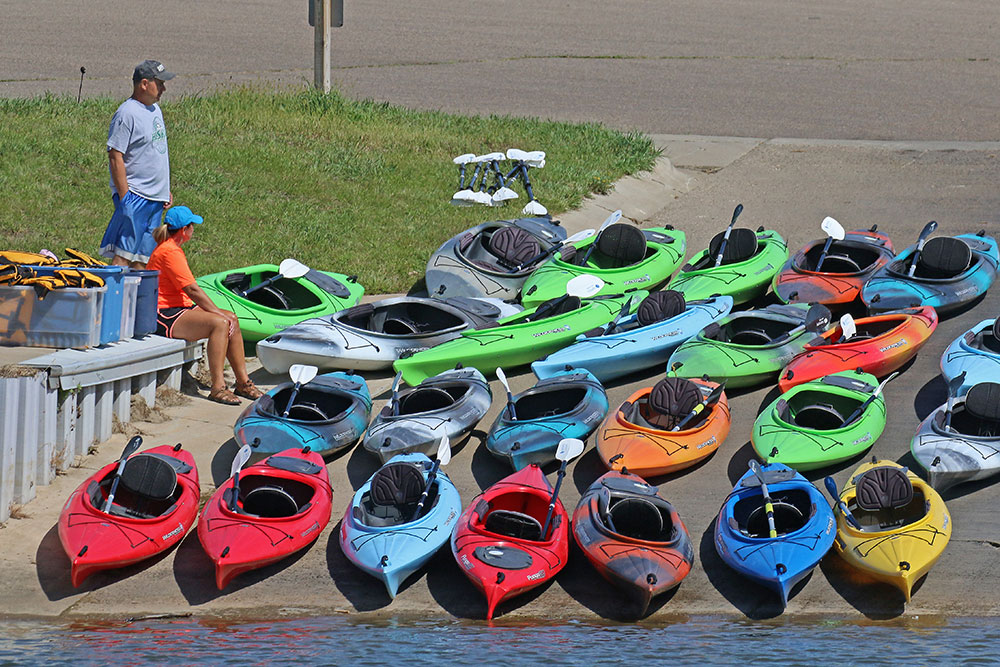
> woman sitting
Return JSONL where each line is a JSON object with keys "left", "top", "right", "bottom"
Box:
{"left": 147, "top": 206, "right": 264, "bottom": 405}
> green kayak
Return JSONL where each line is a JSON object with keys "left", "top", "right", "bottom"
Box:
{"left": 667, "top": 303, "right": 826, "bottom": 389}
{"left": 197, "top": 263, "right": 365, "bottom": 343}
{"left": 751, "top": 370, "right": 887, "bottom": 471}
{"left": 519, "top": 226, "right": 685, "bottom": 307}
{"left": 668, "top": 229, "right": 788, "bottom": 304}
{"left": 393, "top": 291, "right": 646, "bottom": 385}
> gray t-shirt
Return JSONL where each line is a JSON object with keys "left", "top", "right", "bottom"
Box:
{"left": 107, "top": 98, "right": 170, "bottom": 202}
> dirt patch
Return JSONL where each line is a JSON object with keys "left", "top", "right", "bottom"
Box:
{"left": 130, "top": 395, "right": 171, "bottom": 424}
{"left": 0, "top": 365, "right": 43, "bottom": 378}
{"left": 112, "top": 414, "right": 146, "bottom": 437}
{"left": 156, "top": 386, "right": 190, "bottom": 407}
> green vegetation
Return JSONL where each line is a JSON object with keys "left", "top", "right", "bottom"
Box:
{"left": 0, "top": 88, "right": 658, "bottom": 293}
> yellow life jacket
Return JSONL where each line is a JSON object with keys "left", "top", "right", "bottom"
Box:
{"left": 0, "top": 251, "right": 58, "bottom": 266}
{"left": 62, "top": 248, "right": 108, "bottom": 267}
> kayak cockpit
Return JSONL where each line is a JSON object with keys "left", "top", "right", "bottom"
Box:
{"left": 221, "top": 270, "right": 325, "bottom": 310}
{"left": 847, "top": 465, "right": 926, "bottom": 532}
{"left": 731, "top": 488, "right": 813, "bottom": 538}
{"left": 775, "top": 390, "right": 865, "bottom": 430}
{"left": 798, "top": 240, "right": 883, "bottom": 275}
{"left": 355, "top": 461, "right": 439, "bottom": 527}
{"left": 90, "top": 453, "right": 191, "bottom": 520}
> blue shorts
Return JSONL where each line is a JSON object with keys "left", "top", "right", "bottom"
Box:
{"left": 99, "top": 191, "right": 164, "bottom": 264}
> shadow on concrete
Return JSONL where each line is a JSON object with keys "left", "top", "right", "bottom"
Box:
{"left": 210, "top": 438, "right": 242, "bottom": 487}
{"left": 173, "top": 528, "right": 312, "bottom": 605}
{"left": 914, "top": 374, "right": 946, "bottom": 422}
{"left": 755, "top": 385, "right": 783, "bottom": 417}
{"left": 818, "top": 555, "right": 905, "bottom": 620}
{"left": 325, "top": 520, "right": 392, "bottom": 612}
{"left": 571, "top": 447, "right": 607, "bottom": 495}
{"left": 35, "top": 523, "right": 77, "bottom": 601}
{"left": 726, "top": 440, "right": 757, "bottom": 486}
{"left": 697, "top": 519, "right": 783, "bottom": 619}
{"left": 470, "top": 438, "right": 511, "bottom": 492}
{"left": 345, "top": 443, "right": 380, "bottom": 493}
{"left": 425, "top": 547, "right": 482, "bottom": 619}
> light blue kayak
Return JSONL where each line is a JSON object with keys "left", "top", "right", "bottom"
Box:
{"left": 531, "top": 292, "right": 733, "bottom": 382}
{"left": 338, "top": 453, "right": 462, "bottom": 598}
{"left": 940, "top": 318, "right": 1000, "bottom": 395}
{"left": 714, "top": 463, "right": 836, "bottom": 607}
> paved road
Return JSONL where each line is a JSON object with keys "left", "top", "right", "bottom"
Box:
{"left": 3, "top": 0, "right": 999, "bottom": 139}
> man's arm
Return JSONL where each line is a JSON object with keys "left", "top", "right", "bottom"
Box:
{"left": 108, "top": 149, "right": 128, "bottom": 199}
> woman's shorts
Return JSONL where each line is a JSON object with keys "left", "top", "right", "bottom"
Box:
{"left": 156, "top": 306, "right": 194, "bottom": 337}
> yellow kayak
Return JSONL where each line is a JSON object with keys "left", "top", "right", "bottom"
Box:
{"left": 831, "top": 459, "right": 951, "bottom": 601}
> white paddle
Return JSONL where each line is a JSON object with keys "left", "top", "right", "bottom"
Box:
{"left": 281, "top": 364, "right": 318, "bottom": 418}
{"left": 815, "top": 216, "right": 846, "bottom": 271}
{"left": 413, "top": 436, "right": 452, "bottom": 517}
{"left": 540, "top": 438, "right": 585, "bottom": 539}
{"left": 837, "top": 371, "right": 898, "bottom": 428}
{"left": 837, "top": 313, "right": 856, "bottom": 344}
{"left": 510, "top": 228, "right": 596, "bottom": 273}
{"left": 228, "top": 444, "right": 253, "bottom": 511}
{"left": 496, "top": 367, "right": 517, "bottom": 420}
{"left": 240, "top": 258, "right": 310, "bottom": 297}
{"left": 389, "top": 370, "right": 403, "bottom": 416}
{"left": 579, "top": 209, "right": 623, "bottom": 266}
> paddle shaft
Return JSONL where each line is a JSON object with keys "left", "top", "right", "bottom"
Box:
{"left": 814, "top": 236, "right": 835, "bottom": 271}
{"left": 240, "top": 273, "right": 281, "bottom": 297}
{"left": 540, "top": 466, "right": 568, "bottom": 539}
{"left": 414, "top": 461, "right": 441, "bottom": 516}
{"left": 753, "top": 466, "right": 778, "bottom": 538}
{"left": 281, "top": 382, "right": 304, "bottom": 419}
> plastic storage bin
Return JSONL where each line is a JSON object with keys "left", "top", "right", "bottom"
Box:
{"left": 127, "top": 269, "right": 159, "bottom": 337}
{"left": 25, "top": 265, "right": 125, "bottom": 344}
{"left": 119, "top": 276, "right": 141, "bottom": 340}
{"left": 0, "top": 284, "right": 106, "bottom": 349}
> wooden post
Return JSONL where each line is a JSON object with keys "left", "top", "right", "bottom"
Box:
{"left": 313, "top": 0, "right": 332, "bottom": 93}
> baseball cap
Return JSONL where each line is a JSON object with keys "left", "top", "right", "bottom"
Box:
{"left": 164, "top": 206, "right": 204, "bottom": 230}
{"left": 133, "top": 59, "right": 176, "bottom": 83}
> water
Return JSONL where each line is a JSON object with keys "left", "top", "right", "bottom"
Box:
{"left": 1, "top": 615, "right": 996, "bottom": 666}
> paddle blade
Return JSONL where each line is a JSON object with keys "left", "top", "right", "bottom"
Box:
{"left": 748, "top": 458, "right": 764, "bottom": 479}
{"left": 917, "top": 220, "right": 939, "bottom": 244}
{"left": 566, "top": 274, "right": 605, "bottom": 298}
{"left": 598, "top": 209, "right": 623, "bottom": 232}
{"left": 839, "top": 313, "right": 856, "bottom": 341}
{"left": 230, "top": 444, "right": 252, "bottom": 478}
{"left": 453, "top": 153, "right": 477, "bottom": 165}
{"left": 390, "top": 370, "right": 403, "bottom": 415}
{"left": 523, "top": 200, "right": 548, "bottom": 216}
{"left": 437, "top": 436, "right": 452, "bottom": 466}
{"left": 556, "top": 438, "right": 585, "bottom": 462}
{"left": 565, "top": 228, "right": 596, "bottom": 244}
{"left": 823, "top": 476, "right": 840, "bottom": 500}
{"left": 496, "top": 367, "right": 510, "bottom": 392}
{"left": 805, "top": 304, "right": 832, "bottom": 332}
{"left": 874, "top": 371, "right": 899, "bottom": 397}
{"left": 289, "top": 363, "right": 318, "bottom": 386}
{"left": 120, "top": 435, "right": 143, "bottom": 463}
{"left": 278, "top": 258, "right": 310, "bottom": 279}
{"left": 730, "top": 203, "right": 744, "bottom": 226}
{"left": 947, "top": 370, "right": 968, "bottom": 397}
{"left": 821, "top": 216, "right": 846, "bottom": 240}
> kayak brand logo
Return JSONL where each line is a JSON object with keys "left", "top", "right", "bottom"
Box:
{"left": 301, "top": 521, "right": 320, "bottom": 538}
{"left": 852, "top": 433, "right": 872, "bottom": 445}
{"left": 697, "top": 435, "right": 717, "bottom": 450}
{"left": 533, "top": 325, "right": 570, "bottom": 338}
{"left": 583, "top": 410, "right": 602, "bottom": 424}
{"left": 878, "top": 339, "right": 906, "bottom": 352}
{"left": 526, "top": 569, "right": 546, "bottom": 581}
{"left": 460, "top": 554, "right": 474, "bottom": 570}
{"left": 161, "top": 522, "right": 185, "bottom": 541}
{"left": 623, "top": 274, "right": 650, "bottom": 285}
{"left": 651, "top": 329, "right": 682, "bottom": 340}
{"left": 753, "top": 263, "right": 774, "bottom": 275}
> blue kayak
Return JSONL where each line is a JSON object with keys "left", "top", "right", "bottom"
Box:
{"left": 234, "top": 371, "right": 372, "bottom": 455}
{"left": 531, "top": 292, "right": 733, "bottom": 383}
{"left": 940, "top": 318, "right": 1000, "bottom": 395}
{"left": 338, "top": 453, "right": 462, "bottom": 598}
{"left": 485, "top": 367, "right": 609, "bottom": 470}
{"left": 862, "top": 231, "right": 999, "bottom": 315}
{"left": 714, "top": 463, "right": 835, "bottom": 607}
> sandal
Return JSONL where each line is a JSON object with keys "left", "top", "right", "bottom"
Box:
{"left": 208, "top": 387, "right": 241, "bottom": 406}
{"left": 234, "top": 380, "right": 264, "bottom": 400}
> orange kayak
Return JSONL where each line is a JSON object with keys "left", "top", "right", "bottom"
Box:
{"left": 779, "top": 306, "right": 937, "bottom": 392}
{"left": 596, "top": 377, "right": 730, "bottom": 478}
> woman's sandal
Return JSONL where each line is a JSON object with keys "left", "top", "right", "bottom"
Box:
{"left": 234, "top": 380, "right": 264, "bottom": 400}
{"left": 208, "top": 387, "right": 241, "bottom": 406}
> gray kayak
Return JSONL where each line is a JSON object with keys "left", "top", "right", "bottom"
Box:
{"left": 424, "top": 216, "right": 568, "bottom": 300}
{"left": 256, "top": 296, "right": 521, "bottom": 374}
{"left": 363, "top": 366, "right": 493, "bottom": 464}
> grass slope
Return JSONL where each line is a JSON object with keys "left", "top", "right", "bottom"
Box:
{"left": 0, "top": 88, "right": 658, "bottom": 293}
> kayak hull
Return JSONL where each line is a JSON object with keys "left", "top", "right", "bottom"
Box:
{"left": 234, "top": 372, "right": 372, "bottom": 456}
{"left": 58, "top": 444, "right": 200, "bottom": 588}
{"left": 753, "top": 371, "right": 886, "bottom": 471}
{"left": 339, "top": 453, "right": 463, "bottom": 597}
{"left": 714, "top": 463, "right": 836, "bottom": 607}
{"left": 531, "top": 295, "right": 733, "bottom": 383}
{"left": 911, "top": 399, "right": 1000, "bottom": 492}
{"left": 451, "top": 465, "right": 569, "bottom": 619}
{"left": 197, "top": 264, "right": 364, "bottom": 343}
{"left": 668, "top": 230, "right": 788, "bottom": 305}
{"left": 778, "top": 306, "right": 938, "bottom": 392}
{"left": 197, "top": 448, "right": 333, "bottom": 589}
{"left": 940, "top": 319, "right": 1000, "bottom": 395}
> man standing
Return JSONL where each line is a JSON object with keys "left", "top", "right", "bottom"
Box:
{"left": 99, "top": 59, "right": 175, "bottom": 268}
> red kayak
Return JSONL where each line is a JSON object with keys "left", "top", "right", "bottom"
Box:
{"left": 451, "top": 464, "right": 569, "bottom": 619}
{"left": 197, "top": 447, "right": 332, "bottom": 589}
{"left": 58, "top": 443, "right": 200, "bottom": 587}
{"left": 779, "top": 305, "right": 937, "bottom": 392}
{"left": 773, "top": 227, "right": 894, "bottom": 306}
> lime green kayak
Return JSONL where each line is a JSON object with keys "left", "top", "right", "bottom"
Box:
{"left": 752, "top": 370, "right": 887, "bottom": 471}
{"left": 197, "top": 264, "right": 364, "bottom": 342}
{"left": 668, "top": 229, "right": 788, "bottom": 304}
{"left": 393, "top": 291, "right": 646, "bottom": 385}
{"left": 520, "top": 227, "right": 685, "bottom": 307}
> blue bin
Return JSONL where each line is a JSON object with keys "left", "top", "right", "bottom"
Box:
{"left": 26, "top": 265, "right": 125, "bottom": 344}
{"left": 127, "top": 269, "right": 160, "bottom": 337}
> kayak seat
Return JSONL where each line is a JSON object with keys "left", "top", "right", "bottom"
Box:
{"left": 399, "top": 386, "right": 455, "bottom": 414}
{"left": 964, "top": 382, "right": 1000, "bottom": 423}
{"left": 222, "top": 272, "right": 250, "bottom": 293}
{"left": 243, "top": 485, "right": 299, "bottom": 518}
{"left": 484, "top": 509, "right": 543, "bottom": 542}
{"left": 120, "top": 454, "right": 178, "bottom": 501}
{"left": 595, "top": 223, "right": 648, "bottom": 268}
{"left": 382, "top": 316, "right": 422, "bottom": 336}
{"left": 638, "top": 377, "right": 703, "bottom": 430}
{"left": 818, "top": 253, "right": 862, "bottom": 274}
{"left": 854, "top": 466, "right": 913, "bottom": 512}
{"left": 728, "top": 327, "right": 775, "bottom": 346}
{"left": 488, "top": 226, "right": 541, "bottom": 269}
{"left": 527, "top": 295, "right": 581, "bottom": 322}
{"left": 557, "top": 245, "right": 578, "bottom": 264}
{"left": 286, "top": 402, "right": 329, "bottom": 422}
{"left": 915, "top": 237, "right": 972, "bottom": 279}
{"left": 636, "top": 290, "right": 686, "bottom": 327}
{"left": 708, "top": 228, "right": 759, "bottom": 265}
{"left": 744, "top": 500, "right": 805, "bottom": 538}
{"left": 253, "top": 285, "right": 293, "bottom": 310}
{"left": 607, "top": 497, "right": 664, "bottom": 541}
{"left": 370, "top": 462, "right": 425, "bottom": 507}
{"left": 785, "top": 402, "right": 845, "bottom": 431}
